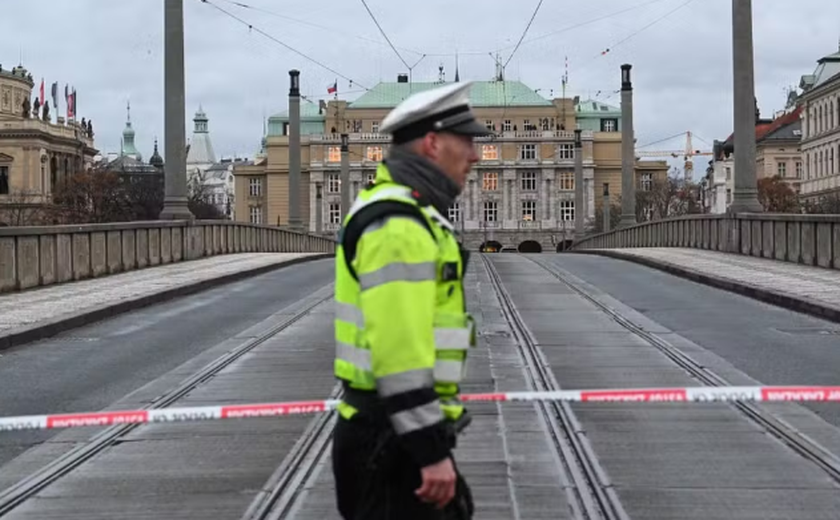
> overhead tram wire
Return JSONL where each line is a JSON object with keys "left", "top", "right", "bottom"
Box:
{"left": 502, "top": 0, "right": 544, "bottom": 69}
{"left": 199, "top": 0, "right": 370, "bottom": 91}
{"left": 495, "top": 0, "right": 673, "bottom": 53}
{"left": 357, "top": 0, "right": 429, "bottom": 84}
{"left": 593, "top": 0, "right": 697, "bottom": 61}
{"left": 217, "top": 0, "right": 430, "bottom": 58}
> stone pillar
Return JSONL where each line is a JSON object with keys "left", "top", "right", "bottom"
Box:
{"left": 619, "top": 64, "right": 637, "bottom": 228}
{"left": 340, "top": 134, "right": 350, "bottom": 221}
{"left": 288, "top": 69, "right": 303, "bottom": 230}
{"left": 159, "top": 0, "right": 193, "bottom": 220}
{"left": 729, "top": 0, "right": 762, "bottom": 213}
{"left": 315, "top": 184, "right": 323, "bottom": 234}
{"left": 574, "top": 129, "right": 584, "bottom": 237}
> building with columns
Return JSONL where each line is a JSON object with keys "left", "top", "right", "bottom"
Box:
{"left": 0, "top": 64, "right": 97, "bottom": 225}
{"left": 234, "top": 76, "right": 666, "bottom": 251}
{"left": 798, "top": 45, "right": 840, "bottom": 203}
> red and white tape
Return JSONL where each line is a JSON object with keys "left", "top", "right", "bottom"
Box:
{"left": 2, "top": 385, "right": 839, "bottom": 432}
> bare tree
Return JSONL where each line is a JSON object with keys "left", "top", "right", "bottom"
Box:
{"left": 187, "top": 169, "right": 225, "bottom": 220}
{"left": 803, "top": 193, "right": 840, "bottom": 215}
{"left": 0, "top": 190, "right": 45, "bottom": 226}
{"left": 757, "top": 175, "right": 799, "bottom": 213}
{"left": 51, "top": 171, "right": 130, "bottom": 224}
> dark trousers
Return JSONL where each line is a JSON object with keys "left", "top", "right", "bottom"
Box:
{"left": 332, "top": 414, "right": 474, "bottom": 520}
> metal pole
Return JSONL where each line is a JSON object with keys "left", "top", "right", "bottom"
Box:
{"left": 574, "top": 129, "right": 584, "bottom": 238}
{"left": 159, "top": 0, "right": 193, "bottom": 220}
{"left": 729, "top": 0, "right": 762, "bottom": 213}
{"left": 288, "top": 70, "right": 302, "bottom": 230}
{"left": 340, "top": 133, "right": 350, "bottom": 221}
{"left": 603, "top": 183, "right": 611, "bottom": 233}
{"left": 619, "top": 64, "right": 636, "bottom": 228}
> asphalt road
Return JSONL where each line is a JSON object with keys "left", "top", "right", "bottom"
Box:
{"left": 541, "top": 253, "right": 840, "bottom": 427}
{"left": 0, "top": 258, "right": 333, "bottom": 468}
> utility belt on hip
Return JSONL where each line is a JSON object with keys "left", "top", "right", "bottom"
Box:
{"left": 341, "top": 383, "right": 472, "bottom": 437}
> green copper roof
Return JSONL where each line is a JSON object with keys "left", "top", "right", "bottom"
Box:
{"left": 270, "top": 101, "right": 325, "bottom": 121}
{"left": 576, "top": 99, "right": 620, "bottom": 115}
{"left": 349, "top": 80, "right": 553, "bottom": 109}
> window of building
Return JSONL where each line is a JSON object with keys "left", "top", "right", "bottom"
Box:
{"left": 482, "top": 172, "right": 498, "bottom": 191}
{"left": 601, "top": 118, "right": 618, "bottom": 132}
{"left": 796, "top": 161, "right": 803, "bottom": 179}
{"left": 249, "top": 177, "right": 262, "bottom": 197}
{"left": 521, "top": 200, "right": 536, "bottom": 221}
{"left": 371, "top": 121, "right": 380, "bottom": 133}
{"left": 485, "top": 120, "right": 494, "bottom": 131}
{"left": 557, "top": 144, "right": 574, "bottom": 160}
{"left": 0, "top": 166, "right": 8, "bottom": 195}
{"left": 559, "top": 171, "right": 574, "bottom": 191}
{"left": 560, "top": 200, "right": 574, "bottom": 221}
{"left": 329, "top": 203, "right": 341, "bottom": 224}
{"left": 521, "top": 171, "right": 537, "bottom": 191}
{"left": 483, "top": 201, "right": 498, "bottom": 222}
{"left": 365, "top": 172, "right": 375, "bottom": 185}
{"left": 481, "top": 145, "right": 498, "bottom": 161}
{"left": 726, "top": 167, "right": 732, "bottom": 181}
{"left": 523, "top": 119, "right": 537, "bottom": 131}
{"left": 249, "top": 206, "right": 262, "bottom": 224}
{"left": 520, "top": 144, "right": 537, "bottom": 160}
{"left": 503, "top": 120, "right": 512, "bottom": 132}
{"left": 366, "top": 146, "right": 383, "bottom": 162}
{"left": 448, "top": 202, "right": 462, "bottom": 222}
{"left": 640, "top": 172, "right": 653, "bottom": 191}
{"left": 328, "top": 173, "right": 341, "bottom": 193}
{"left": 777, "top": 162, "right": 787, "bottom": 177}
{"left": 726, "top": 189, "right": 732, "bottom": 204}
{"left": 328, "top": 146, "right": 341, "bottom": 162}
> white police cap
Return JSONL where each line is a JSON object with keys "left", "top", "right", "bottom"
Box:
{"left": 379, "top": 81, "right": 493, "bottom": 144}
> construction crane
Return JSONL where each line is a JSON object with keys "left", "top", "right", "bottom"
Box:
{"left": 635, "top": 131, "right": 713, "bottom": 182}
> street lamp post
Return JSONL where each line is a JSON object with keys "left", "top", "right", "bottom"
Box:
{"left": 619, "top": 64, "right": 637, "bottom": 228}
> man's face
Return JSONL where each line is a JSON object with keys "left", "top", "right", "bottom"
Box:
{"left": 421, "top": 132, "right": 479, "bottom": 191}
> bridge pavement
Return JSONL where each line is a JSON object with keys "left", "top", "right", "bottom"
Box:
{"left": 0, "top": 253, "right": 839, "bottom": 518}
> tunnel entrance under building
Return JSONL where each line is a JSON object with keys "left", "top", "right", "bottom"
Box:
{"left": 555, "top": 240, "right": 574, "bottom": 252}
{"left": 518, "top": 241, "right": 542, "bottom": 253}
{"left": 480, "top": 241, "right": 503, "bottom": 252}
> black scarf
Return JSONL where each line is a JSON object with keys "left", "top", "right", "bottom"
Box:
{"left": 384, "top": 145, "right": 461, "bottom": 216}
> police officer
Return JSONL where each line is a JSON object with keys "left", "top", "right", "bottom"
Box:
{"left": 332, "top": 81, "right": 492, "bottom": 519}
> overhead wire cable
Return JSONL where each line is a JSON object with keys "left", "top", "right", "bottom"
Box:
{"left": 199, "top": 0, "right": 370, "bottom": 90}
{"left": 503, "top": 0, "right": 544, "bottom": 69}
{"left": 217, "top": 0, "right": 428, "bottom": 57}
{"left": 358, "top": 0, "right": 412, "bottom": 71}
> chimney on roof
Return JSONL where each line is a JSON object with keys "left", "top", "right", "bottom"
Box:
{"left": 397, "top": 73, "right": 409, "bottom": 83}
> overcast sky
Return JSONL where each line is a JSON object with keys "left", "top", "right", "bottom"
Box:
{"left": 3, "top": 0, "right": 839, "bottom": 172}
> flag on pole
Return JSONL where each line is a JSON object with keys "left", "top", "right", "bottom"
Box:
{"left": 51, "top": 82, "right": 58, "bottom": 113}
{"left": 327, "top": 80, "right": 337, "bottom": 95}
{"left": 39, "top": 79, "right": 45, "bottom": 106}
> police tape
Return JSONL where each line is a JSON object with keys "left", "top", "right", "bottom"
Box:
{"left": 2, "top": 385, "right": 840, "bottom": 432}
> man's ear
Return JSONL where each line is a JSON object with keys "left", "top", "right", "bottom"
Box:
{"left": 421, "top": 132, "right": 439, "bottom": 160}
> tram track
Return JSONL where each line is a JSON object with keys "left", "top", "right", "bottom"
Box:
{"left": 482, "top": 255, "right": 629, "bottom": 520}
{"left": 242, "top": 383, "right": 340, "bottom": 520}
{"left": 528, "top": 254, "right": 840, "bottom": 485}
{"left": 0, "top": 285, "right": 335, "bottom": 517}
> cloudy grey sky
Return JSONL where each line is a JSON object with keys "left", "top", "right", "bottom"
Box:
{"left": 3, "top": 0, "right": 839, "bottom": 170}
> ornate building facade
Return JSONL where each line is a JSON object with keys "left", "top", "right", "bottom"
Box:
{"left": 0, "top": 64, "right": 97, "bottom": 225}
{"left": 235, "top": 77, "right": 666, "bottom": 251}
{"left": 799, "top": 46, "right": 840, "bottom": 203}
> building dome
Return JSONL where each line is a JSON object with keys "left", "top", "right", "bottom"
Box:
{"left": 149, "top": 138, "right": 164, "bottom": 170}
